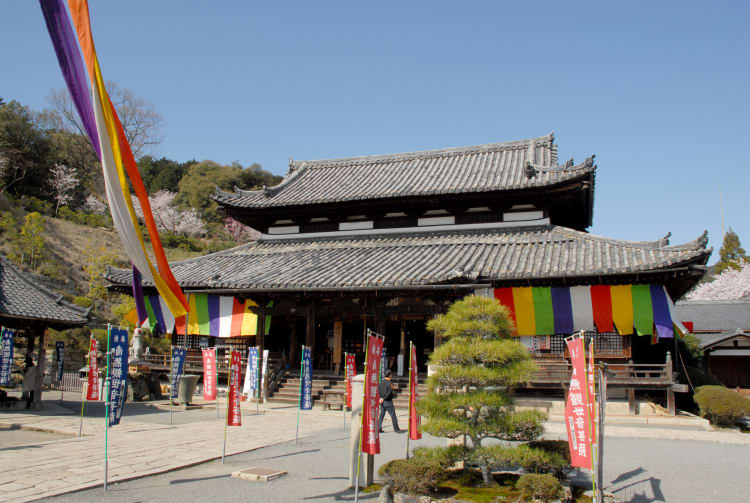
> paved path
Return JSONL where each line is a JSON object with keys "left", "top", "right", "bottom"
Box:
{"left": 0, "top": 394, "right": 345, "bottom": 503}
{"left": 2, "top": 392, "right": 749, "bottom": 503}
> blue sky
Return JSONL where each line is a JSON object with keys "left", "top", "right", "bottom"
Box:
{"left": 3, "top": 1, "right": 749, "bottom": 261}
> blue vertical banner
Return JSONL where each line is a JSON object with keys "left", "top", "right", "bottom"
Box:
{"left": 380, "top": 346, "right": 388, "bottom": 380}
{"left": 0, "top": 327, "right": 15, "bottom": 385}
{"left": 170, "top": 347, "right": 187, "bottom": 400}
{"left": 243, "top": 346, "right": 258, "bottom": 396}
{"left": 108, "top": 328, "right": 129, "bottom": 427}
{"left": 55, "top": 341, "right": 65, "bottom": 381}
{"left": 300, "top": 346, "right": 313, "bottom": 410}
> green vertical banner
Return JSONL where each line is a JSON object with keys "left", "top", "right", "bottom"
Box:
{"left": 195, "top": 294, "right": 210, "bottom": 335}
{"left": 532, "top": 286, "right": 555, "bottom": 335}
{"left": 631, "top": 284, "right": 654, "bottom": 336}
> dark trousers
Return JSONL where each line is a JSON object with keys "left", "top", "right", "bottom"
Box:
{"left": 378, "top": 400, "right": 400, "bottom": 431}
{"left": 25, "top": 390, "right": 35, "bottom": 409}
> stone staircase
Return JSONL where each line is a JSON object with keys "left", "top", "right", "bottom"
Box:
{"left": 268, "top": 373, "right": 427, "bottom": 409}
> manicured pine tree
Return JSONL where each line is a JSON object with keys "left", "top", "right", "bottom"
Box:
{"left": 420, "top": 295, "right": 547, "bottom": 486}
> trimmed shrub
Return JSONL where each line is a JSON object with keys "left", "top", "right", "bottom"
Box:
{"left": 378, "top": 457, "right": 446, "bottom": 495}
{"left": 694, "top": 385, "right": 750, "bottom": 426}
{"left": 475, "top": 444, "right": 570, "bottom": 480}
{"left": 516, "top": 473, "right": 563, "bottom": 503}
{"left": 527, "top": 439, "right": 571, "bottom": 465}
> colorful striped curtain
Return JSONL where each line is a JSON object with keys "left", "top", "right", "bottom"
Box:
{"left": 493, "top": 284, "right": 684, "bottom": 341}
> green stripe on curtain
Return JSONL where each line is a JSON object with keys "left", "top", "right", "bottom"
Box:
{"left": 144, "top": 296, "right": 157, "bottom": 329}
{"left": 631, "top": 284, "right": 653, "bottom": 336}
{"left": 195, "top": 293, "right": 210, "bottom": 335}
{"left": 264, "top": 301, "right": 274, "bottom": 334}
{"left": 532, "top": 287, "right": 555, "bottom": 335}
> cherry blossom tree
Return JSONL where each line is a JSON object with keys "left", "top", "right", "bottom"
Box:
{"left": 83, "top": 195, "right": 107, "bottom": 215}
{"left": 685, "top": 262, "right": 750, "bottom": 300}
{"left": 49, "top": 163, "right": 78, "bottom": 215}
{"left": 223, "top": 217, "right": 259, "bottom": 242}
{"left": 131, "top": 190, "right": 205, "bottom": 237}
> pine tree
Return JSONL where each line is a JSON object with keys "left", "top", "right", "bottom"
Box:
{"left": 420, "top": 295, "right": 547, "bottom": 486}
{"left": 715, "top": 228, "right": 748, "bottom": 274}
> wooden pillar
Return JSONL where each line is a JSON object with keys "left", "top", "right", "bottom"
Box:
{"left": 257, "top": 305, "right": 266, "bottom": 351}
{"left": 627, "top": 388, "right": 636, "bottom": 415}
{"left": 289, "top": 320, "right": 298, "bottom": 366}
{"left": 366, "top": 453, "right": 374, "bottom": 485}
{"left": 333, "top": 318, "right": 343, "bottom": 374}
{"left": 667, "top": 387, "right": 676, "bottom": 416}
{"left": 399, "top": 319, "right": 406, "bottom": 355}
{"left": 33, "top": 328, "right": 48, "bottom": 407}
{"left": 306, "top": 303, "right": 315, "bottom": 357}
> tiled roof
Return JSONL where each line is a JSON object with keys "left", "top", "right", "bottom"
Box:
{"left": 673, "top": 300, "right": 750, "bottom": 332}
{"left": 215, "top": 133, "right": 596, "bottom": 209}
{"left": 0, "top": 255, "right": 89, "bottom": 325}
{"left": 105, "top": 224, "right": 710, "bottom": 292}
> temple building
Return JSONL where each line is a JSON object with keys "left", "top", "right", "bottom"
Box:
{"left": 106, "top": 133, "right": 711, "bottom": 407}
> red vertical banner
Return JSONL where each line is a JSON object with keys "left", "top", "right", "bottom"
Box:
{"left": 564, "top": 336, "right": 592, "bottom": 469}
{"left": 408, "top": 344, "right": 421, "bottom": 440}
{"left": 86, "top": 337, "right": 99, "bottom": 400}
{"left": 361, "top": 335, "right": 383, "bottom": 455}
{"left": 345, "top": 353, "right": 356, "bottom": 408}
{"left": 587, "top": 340, "right": 597, "bottom": 446}
{"left": 202, "top": 348, "right": 217, "bottom": 401}
{"left": 227, "top": 350, "right": 242, "bottom": 426}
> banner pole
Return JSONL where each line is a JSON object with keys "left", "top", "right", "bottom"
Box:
{"left": 79, "top": 336, "right": 91, "bottom": 437}
{"left": 256, "top": 346, "right": 260, "bottom": 414}
{"left": 343, "top": 352, "right": 347, "bottom": 430}
{"left": 169, "top": 345, "right": 174, "bottom": 425}
{"left": 355, "top": 332, "right": 372, "bottom": 503}
{"left": 295, "top": 345, "right": 305, "bottom": 445}
{"left": 406, "top": 342, "right": 412, "bottom": 459}
{"left": 216, "top": 348, "right": 221, "bottom": 419}
{"left": 582, "top": 338, "right": 596, "bottom": 502}
{"left": 222, "top": 351, "right": 231, "bottom": 464}
{"left": 103, "top": 325, "right": 112, "bottom": 491}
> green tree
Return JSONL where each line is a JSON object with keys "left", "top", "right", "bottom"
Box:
{"left": 715, "top": 228, "right": 748, "bottom": 274}
{"left": 82, "top": 240, "right": 118, "bottom": 312}
{"left": 421, "top": 295, "right": 547, "bottom": 486}
{"left": 137, "top": 156, "right": 194, "bottom": 193}
{"left": 0, "top": 100, "right": 52, "bottom": 197}
{"left": 9, "top": 212, "right": 46, "bottom": 272}
{"left": 111, "top": 294, "right": 136, "bottom": 331}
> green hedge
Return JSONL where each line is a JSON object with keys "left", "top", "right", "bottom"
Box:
{"left": 694, "top": 385, "right": 750, "bottom": 426}
{"left": 516, "top": 473, "right": 563, "bottom": 503}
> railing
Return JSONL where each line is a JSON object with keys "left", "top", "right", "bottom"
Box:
{"left": 49, "top": 372, "right": 104, "bottom": 400}
{"left": 530, "top": 360, "right": 672, "bottom": 387}
{"left": 140, "top": 354, "right": 251, "bottom": 374}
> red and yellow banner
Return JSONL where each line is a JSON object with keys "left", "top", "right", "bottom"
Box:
{"left": 408, "top": 344, "right": 421, "bottom": 440}
{"left": 85, "top": 336, "right": 99, "bottom": 401}
{"left": 227, "top": 350, "right": 242, "bottom": 426}
{"left": 345, "top": 353, "right": 356, "bottom": 409}
{"left": 202, "top": 348, "right": 217, "bottom": 401}
{"left": 564, "top": 336, "right": 592, "bottom": 469}
{"left": 362, "top": 335, "right": 383, "bottom": 455}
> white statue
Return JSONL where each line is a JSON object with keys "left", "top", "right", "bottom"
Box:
{"left": 130, "top": 327, "right": 145, "bottom": 360}
{"left": 349, "top": 373, "right": 367, "bottom": 488}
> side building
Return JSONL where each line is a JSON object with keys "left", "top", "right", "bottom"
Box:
{"left": 106, "top": 133, "right": 711, "bottom": 409}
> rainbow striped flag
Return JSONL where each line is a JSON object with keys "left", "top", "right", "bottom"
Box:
{"left": 493, "top": 284, "right": 686, "bottom": 340}
{"left": 40, "top": 0, "right": 188, "bottom": 319}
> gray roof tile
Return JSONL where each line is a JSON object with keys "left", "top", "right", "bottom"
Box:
{"left": 105, "top": 225, "right": 710, "bottom": 292}
{"left": 215, "top": 133, "right": 595, "bottom": 209}
{"left": 0, "top": 255, "right": 89, "bottom": 325}
{"left": 673, "top": 300, "right": 750, "bottom": 332}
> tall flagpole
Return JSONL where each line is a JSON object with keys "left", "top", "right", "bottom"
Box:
{"left": 295, "top": 345, "right": 305, "bottom": 445}
{"left": 169, "top": 345, "right": 174, "bottom": 425}
{"left": 406, "top": 342, "right": 412, "bottom": 459}
{"left": 79, "top": 334, "right": 92, "bottom": 437}
{"left": 103, "top": 325, "right": 112, "bottom": 491}
{"left": 354, "top": 332, "right": 371, "bottom": 503}
{"left": 256, "top": 347, "right": 261, "bottom": 414}
{"left": 222, "top": 351, "right": 231, "bottom": 464}
{"left": 343, "top": 352, "right": 348, "bottom": 430}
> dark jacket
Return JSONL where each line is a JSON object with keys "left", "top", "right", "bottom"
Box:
{"left": 378, "top": 379, "right": 394, "bottom": 402}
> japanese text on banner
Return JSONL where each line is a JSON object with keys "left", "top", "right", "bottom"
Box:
{"left": 243, "top": 347, "right": 258, "bottom": 396}
{"left": 564, "top": 336, "right": 592, "bottom": 469}
{"left": 86, "top": 336, "right": 99, "bottom": 400}
{"left": 170, "top": 347, "right": 186, "bottom": 400}
{"left": 345, "top": 353, "right": 356, "bottom": 408}
{"left": 301, "top": 347, "right": 313, "bottom": 410}
{"left": 55, "top": 341, "right": 65, "bottom": 381}
{"left": 108, "top": 328, "right": 129, "bottom": 426}
{"left": 0, "top": 327, "right": 16, "bottom": 386}
{"left": 202, "top": 348, "right": 217, "bottom": 401}
{"left": 227, "top": 350, "right": 242, "bottom": 426}
{"left": 362, "top": 335, "right": 383, "bottom": 455}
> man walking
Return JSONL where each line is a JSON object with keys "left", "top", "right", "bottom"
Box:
{"left": 378, "top": 370, "right": 403, "bottom": 433}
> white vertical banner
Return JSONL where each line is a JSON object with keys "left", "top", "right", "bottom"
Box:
{"left": 261, "top": 349, "right": 269, "bottom": 402}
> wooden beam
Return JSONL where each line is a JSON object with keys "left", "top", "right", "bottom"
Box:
{"left": 306, "top": 303, "right": 315, "bottom": 354}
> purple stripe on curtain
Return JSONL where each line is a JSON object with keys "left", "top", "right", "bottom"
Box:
{"left": 148, "top": 295, "right": 166, "bottom": 334}
{"left": 650, "top": 284, "right": 673, "bottom": 339}
{"left": 551, "top": 287, "right": 574, "bottom": 334}
{"left": 39, "top": 0, "right": 100, "bottom": 157}
{"left": 208, "top": 295, "right": 220, "bottom": 337}
{"left": 131, "top": 265, "right": 147, "bottom": 324}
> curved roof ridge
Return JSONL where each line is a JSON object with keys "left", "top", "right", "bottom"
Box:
{"left": 289, "top": 132, "right": 556, "bottom": 169}
{"left": 553, "top": 227, "right": 710, "bottom": 252}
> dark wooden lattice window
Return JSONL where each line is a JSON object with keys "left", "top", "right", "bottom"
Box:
{"left": 549, "top": 332, "right": 623, "bottom": 354}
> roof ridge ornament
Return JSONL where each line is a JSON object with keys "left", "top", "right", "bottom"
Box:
{"left": 584, "top": 154, "right": 596, "bottom": 169}
{"left": 658, "top": 232, "right": 671, "bottom": 249}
